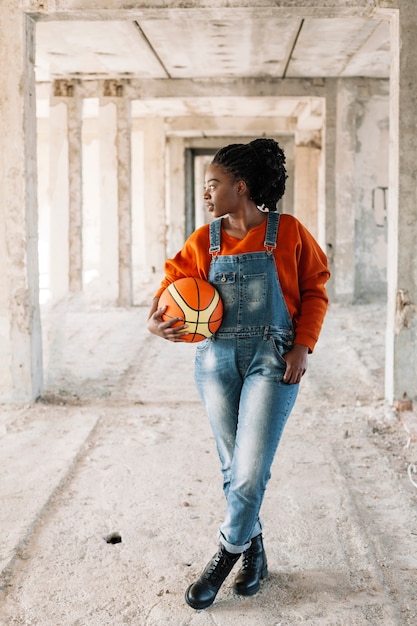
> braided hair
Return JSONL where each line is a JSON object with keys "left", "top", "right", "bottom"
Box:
{"left": 211, "top": 138, "right": 287, "bottom": 211}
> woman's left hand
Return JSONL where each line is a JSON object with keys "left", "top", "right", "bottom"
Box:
{"left": 283, "top": 344, "right": 308, "bottom": 384}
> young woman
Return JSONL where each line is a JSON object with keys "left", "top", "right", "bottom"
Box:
{"left": 147, "top": 138, "right": 330, "bottom": 610}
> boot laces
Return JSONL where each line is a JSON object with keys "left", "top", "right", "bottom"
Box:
{"left": 203, "top": 550, "right": 236, "bottom": 584}
{"left": 241, "top": 550, "right": 258, "bottom": 570}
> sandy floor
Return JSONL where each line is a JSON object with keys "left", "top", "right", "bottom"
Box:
{"left": 0, "top": 300, "right": 416, "bottom": 625}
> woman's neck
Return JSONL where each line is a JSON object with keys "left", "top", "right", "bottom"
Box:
{"left": 222, "top": 208, "right": 267, "bottom": 240}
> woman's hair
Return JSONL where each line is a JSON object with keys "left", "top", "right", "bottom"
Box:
{"left": 211, "top": 138, "right": 287, "bottom": 211}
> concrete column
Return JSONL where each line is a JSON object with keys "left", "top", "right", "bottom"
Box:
{"left": 115, "top": 97, "right": 132, "bottom": 306}
{"left": 67, "top": 93, "right": 83, "bottom": 293}
{"left": 166, "top": 136, "right": 186, "bottom": 258}
{"left": 317, "top": 133, "right": 326, "bottom": 251}
{"left": 334, "top": 79, "right": 357, "bottom": 303}
{"left": 36, "top": 98, "right": 53, "bottom": 304}
{"left": 293, "top": 132, "right": 321, "bottom": 240}
{"left": 49, "top": 101, "right": 70, "bottom": 300}
{"left": 131, "top": 123, "right": 147, "bottom": 304}
{"left": 81, "top": 107, "right": 100, "bottom": 297}
{"left": 143, "top": 118, "right": 167, "bottom": 274}
{"left": 386, "top": 5, "right": 417, "bottom": 404}
{"left": 324, "top": 80, "right": 337, "bottom": 301}
{"left": 99, "top": 102, "right": 119, "bottom": 303}
{"left": 353, "top": 81, "right": 389, "bottom": 302}
{"left": 50, "top": 81, "right": 83, "bottom": 296}
{"left": 281, "top": 137, "right": 295, "bottom": 218}
{"left": 0, "top": 13, "right": 42, "bottom": 402}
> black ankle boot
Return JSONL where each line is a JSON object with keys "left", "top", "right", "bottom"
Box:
{"left": 185, "top": 544, "right": 241, "bottom": 609}
{"left": 233, "top": 534, "right": 268, "bottom": 596}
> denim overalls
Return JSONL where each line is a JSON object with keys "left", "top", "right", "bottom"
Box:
{"left": 194, "top": 211, "right": 299, "bottom": 553}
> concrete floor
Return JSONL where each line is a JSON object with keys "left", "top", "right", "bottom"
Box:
{"left": 0, "top": 301, "right": 416, "bottom": 625}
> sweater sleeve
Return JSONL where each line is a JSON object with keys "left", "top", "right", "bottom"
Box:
{"left": 290, "top": 220, "right": 330, "bottom": 352}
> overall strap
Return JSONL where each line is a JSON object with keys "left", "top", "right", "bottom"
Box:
{"left": 209, "top": 218, "right": 222, "bottom": 256}
{"left": 264, "top": 211, "right": 280, "bottom": 254}
{"left": 210, "top": 213, "right": 279, "bottom": 256}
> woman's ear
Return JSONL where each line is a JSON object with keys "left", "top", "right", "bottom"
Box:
{"left": 236, "top": 179, "right": 249, "bottom": 195}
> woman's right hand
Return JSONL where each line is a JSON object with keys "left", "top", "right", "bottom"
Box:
{"left": 147, "top": 302, "right": 189, "bottom": 342}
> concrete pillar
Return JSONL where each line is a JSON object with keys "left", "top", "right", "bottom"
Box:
{"left": 36, "top": 114, "right": 51, "bottom": 304}
{"left": 0, "top": 13, "right": 42, "bottom": 402}
{"left": 386, "top": 5, "right": 417, "bottom": 404}
{"left": 81, "top": 105, "right": 100, "bottom": 297}
{"left": 50, "top": 81, "right": 83, "bottom": 297}
{"left": 353, "top": 82, "right": 389, "bottom": 302}
{"left": 67, "top": 93, "right": 83, "bottom": 293}
{"left": 293, "top": 132, "right": 321, "bottom": 240}
{"left": 282, "top": 137, "right": 295, "bottom": 218}
{"left": 49, "top": 101, "right": 70, "bottom": 300}
{"left": 166, "top": 136, "right": 186, "bottom": 258}
{"left": 324, "top": 80, "right": 337, "bottom": 301}
{"left": 334, "top": 79, "right": 357, "bottom": 303}
{"left": 99, "top": 101, "right": 119, "bottom": 303}
{"left": 131, "top": 123, "right": 148, "bottom": 303}
{"left": 317, "top": 134, "right": 326, "bottom": 251}
{"left": 115, "top": 96, "right": 133, "bottom": 306}
{"left": 143, "top": 118, "right": 167, "bottom": 274}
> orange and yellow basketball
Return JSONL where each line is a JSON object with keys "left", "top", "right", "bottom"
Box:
{"left": 159, "top": 277, "right": 223, "bottom": 343}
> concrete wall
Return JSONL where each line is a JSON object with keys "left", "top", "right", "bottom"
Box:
{"left": 333, "top": 79, "right": 389, "bottom": 303}
{"left": 354, "top": 85, "right": 389, "bottom": 302}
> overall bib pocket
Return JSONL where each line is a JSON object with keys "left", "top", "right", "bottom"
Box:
{"left": 213, "top": 271, "right": 236, "bottom": 306}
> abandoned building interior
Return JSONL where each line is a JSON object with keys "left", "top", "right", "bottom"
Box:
{"left": 0, "top": 2, "right": 416, "bottom": 406}
{"left": 2, "top": 3, "right": 417, "bottom": 624}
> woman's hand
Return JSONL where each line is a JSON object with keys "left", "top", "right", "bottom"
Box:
{"left": 283, "top": 344, "right": 308, "bottom": 384}
{"left": 147, "top": 298, "right": 189, "bottom": 342}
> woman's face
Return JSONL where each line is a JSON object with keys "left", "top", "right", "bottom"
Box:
{"left": 203, "top": 163, "right": 244, "bottom": 218}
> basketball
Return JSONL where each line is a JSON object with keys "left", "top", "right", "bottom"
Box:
{"left": 159, "top": 277, "right": 223, "bottom": 343}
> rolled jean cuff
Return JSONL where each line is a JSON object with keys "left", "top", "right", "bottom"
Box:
{"left": 218, "top": 531, "right": 250, "bottom": 554}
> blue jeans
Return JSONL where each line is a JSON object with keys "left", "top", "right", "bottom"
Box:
{"left": 194, "top": 332, "right": 299, "bottom": 553}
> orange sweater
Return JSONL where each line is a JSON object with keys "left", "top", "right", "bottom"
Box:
{"left": 156, "top": 214, "right": 330, "bottom": 352}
